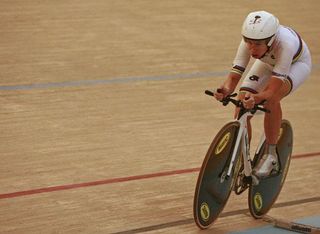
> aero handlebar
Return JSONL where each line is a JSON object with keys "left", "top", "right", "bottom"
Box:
{"left": 205, "top": 90, "right": 270, "bottom": 114}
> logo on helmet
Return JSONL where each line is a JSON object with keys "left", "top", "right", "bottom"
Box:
{"left": 251, "top": 15, "right": 261, "bottom": 24}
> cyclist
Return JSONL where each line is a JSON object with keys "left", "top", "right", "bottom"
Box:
{"left": 213, "top": 11, "right": 312, "bottom": 179}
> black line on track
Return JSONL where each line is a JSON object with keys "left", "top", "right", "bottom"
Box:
{"left": 112, "top": 196, "right": 320, "bottom": 234}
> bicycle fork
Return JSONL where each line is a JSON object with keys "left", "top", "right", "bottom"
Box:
{"left": 221, "top": 114, "right": 252, "bottom": 182}
{"left": 222, "top": 113, "right": 256, "bottom": 183}
{"left": 242, "top": 129, "right": 253, "bottom": 177}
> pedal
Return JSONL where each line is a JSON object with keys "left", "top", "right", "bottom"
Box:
{"left": 234, "top": 175, "right": 252, "bottom": 195}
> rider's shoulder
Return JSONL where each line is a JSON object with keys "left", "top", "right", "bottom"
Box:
{"left": 276, "top": 26, "right": 300, "bottom": 44}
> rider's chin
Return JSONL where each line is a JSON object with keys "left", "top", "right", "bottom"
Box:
{"left": 252, "top": 54, "right": 260, "bottom": 59}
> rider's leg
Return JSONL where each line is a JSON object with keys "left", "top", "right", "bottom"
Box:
{"left": 261, "top": 45, "right": 312, "bottom": 164}
{"left": 265, "top": 79, "right": 291, "bottom": 141}
{"left": 253, "top": 80, "right": 291, "bottom": 178}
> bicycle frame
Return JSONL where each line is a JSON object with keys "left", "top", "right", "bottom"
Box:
{"left": 223, "top": 104, "right": 267, "bottom": 182}
{"left": 204, "top": 90, "right": 269, "bottom": 183}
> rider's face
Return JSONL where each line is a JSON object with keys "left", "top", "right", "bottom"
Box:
{"left": 244, "top": 38, "right": 268, "bottom": 59}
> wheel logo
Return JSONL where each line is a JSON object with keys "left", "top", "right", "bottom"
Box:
{"left": 200, "top": 202, "right": 210, "bottom": 221}
{"left": 254, "top": 192, "right": 263, "bottom": 211}
{"left": 215, "top": 132, "right": 231, "bottom": 155}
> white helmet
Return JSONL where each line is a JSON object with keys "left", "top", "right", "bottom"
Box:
{"left": 241, "top": 11, "right": 279, "bottom": 46}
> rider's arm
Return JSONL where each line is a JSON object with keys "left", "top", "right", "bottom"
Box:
{"left": 224, "top": 39, "right": 250, "bottom": 93}
{"left": 222, "top": 72, "right": 242, "bottom": 93}
{"left": 215, "top": 72, "right": 242, "bottom": 100}
{"left": 259, "top": 37, "right": 296, "bottom": 101}
{"left": 254, "top": 76, "right": 284, "bottom": 102}
{"left": 216, "top": 39, "right": 250, "bottom": 100}
{"left": 251, "top": 38, "right": 296, "bottom": 103}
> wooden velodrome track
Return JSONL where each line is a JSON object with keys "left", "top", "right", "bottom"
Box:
{"left": 0, "top": 1, "right": 319, "bottom": 233}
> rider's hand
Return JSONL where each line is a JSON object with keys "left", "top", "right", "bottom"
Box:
{"left": 213, "top": 87, "right": 231, "bottom": 101}
{"left": 243, "top": 93, "right": 255, "bottom": 109}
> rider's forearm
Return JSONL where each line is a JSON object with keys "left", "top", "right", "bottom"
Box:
{"left": 223, "top": 72, "right": 242, "bottom": 93}
{"left": 259, "top": 76, "right": 284, "bottom": 101}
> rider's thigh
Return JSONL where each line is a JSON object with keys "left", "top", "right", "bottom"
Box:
{"left": 287, "top": 61, "right": 312, "bottom": 94}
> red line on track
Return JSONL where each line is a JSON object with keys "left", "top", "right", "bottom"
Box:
{"left": 292, "top": 151, "right": 320, "bottom": 159}
{"left": 0, "top": 152, "right": 319, "bottom": 200}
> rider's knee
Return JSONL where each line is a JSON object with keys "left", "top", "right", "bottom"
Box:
{"left": 263, "top": 81, "right": 291, "bottom": 109}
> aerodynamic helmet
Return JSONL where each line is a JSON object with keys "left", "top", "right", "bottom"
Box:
{"left": 241, "top": 11, "right": 279, "bottom": 46}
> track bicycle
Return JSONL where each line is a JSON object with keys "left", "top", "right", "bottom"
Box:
{"left": 193, "top": 90, "right": 293, "bottom": 229}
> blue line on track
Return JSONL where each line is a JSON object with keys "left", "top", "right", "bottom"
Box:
{"left": 0, "top": 71, "right": 228, "bottom": 91}
{"left": 0, "top": 63, "right": 318, "bottom": 91}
